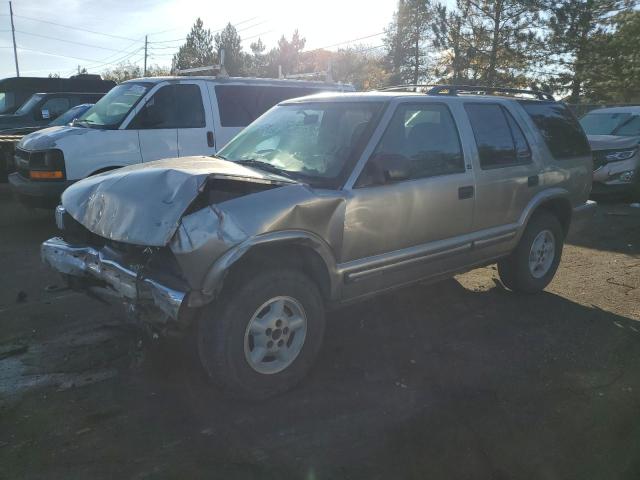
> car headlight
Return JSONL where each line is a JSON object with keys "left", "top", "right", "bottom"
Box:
{"left": 605, "top": 148, "right": 637, "bottom": 161}
{"left": 29, "top": 149, "right": 66, "bottom": 180}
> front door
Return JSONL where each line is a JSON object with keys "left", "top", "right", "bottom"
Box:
{"left": 129, "top": 83, "right": 178, "bottom": 162}
{"left": 175, "top": 81, "right": 216, "bottom": 157}
{"left": 341, "top": 102, "right": 475, "bottom": 297}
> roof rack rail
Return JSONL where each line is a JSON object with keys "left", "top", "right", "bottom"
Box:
{"left": 381, "top": 84, "right": 555, "bottom": 101}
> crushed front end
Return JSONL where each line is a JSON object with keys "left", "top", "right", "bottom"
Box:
{"left": 42, "top": 206, "right": 190, "bottom": 328}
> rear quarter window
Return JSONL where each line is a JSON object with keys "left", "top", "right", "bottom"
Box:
{"left": 518, "top": 101, "right": 591, "bottom": 160}
{"left": 215, "top": 85, "right": 329, "bottom": 127}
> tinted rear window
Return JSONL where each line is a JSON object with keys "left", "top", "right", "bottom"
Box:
{"left": 519, "top": 101, "right": 590, "bottom": 160}
{"left": 215, "top": 85, "right": 329, "bottom": 127}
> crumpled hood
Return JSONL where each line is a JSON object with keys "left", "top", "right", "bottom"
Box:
{"left": 61, "top": 156, "right": 295, "bottom": 246}
{"left": 588, "top": 134, "right": 640, "bottom": 151}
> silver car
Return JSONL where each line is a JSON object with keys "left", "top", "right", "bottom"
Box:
{"left": 579, "top": 106, "right": 640, "bottom": 200}
{"left": 42, "top": 86, "right": 596, "bottom": 398}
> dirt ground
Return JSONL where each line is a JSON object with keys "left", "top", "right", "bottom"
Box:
{"left": 1, "top": 184, "right": 639, "bottom": 480}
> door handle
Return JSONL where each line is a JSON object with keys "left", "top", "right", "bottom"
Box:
{"left": 206, "top": 131, "right": 215, "bottom": 148}
{"left": 458, "top": 185, "right": 474, "bottom": 199}
{"left": 527, "top": 175, "right": 539, "bottom": 187}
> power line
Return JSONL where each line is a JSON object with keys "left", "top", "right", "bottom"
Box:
{"left": 12, "top": 13, "right": 139, "bottom": 41}
{"left": 147, "top": 16, "right": 259, "bottom": 37}
{"left": 14, "top": 30, "right": 138, "bottom": 53}
{"left": 312, "top": 32, "right": 385, "bottom": 51}
{"left": 148, "top": 17, "right": 267, "bottom": 44}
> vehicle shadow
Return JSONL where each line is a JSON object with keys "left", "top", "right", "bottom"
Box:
{"left": 567, "top": 202, "right": 640, "bottom": 255}
{"left": 139, "top": 278, "right": 640, "bottom": 480}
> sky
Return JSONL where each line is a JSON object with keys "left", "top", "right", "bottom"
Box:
{"left": 0, "top": 0, "right": 402, "bottom": 78}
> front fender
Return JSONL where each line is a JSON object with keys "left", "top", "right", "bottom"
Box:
{"left": 193, "top": 230, "right": 340, "bottom": 307}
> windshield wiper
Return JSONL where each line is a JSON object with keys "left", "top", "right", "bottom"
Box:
{"left": 235, "top": 159, "right": 295, "bottom": 179}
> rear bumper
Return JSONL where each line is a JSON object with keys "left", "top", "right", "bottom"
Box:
{"left": 41, "top": 237, "right": 186, "bottom": 321}
{"left": 9, "top": 172, "right": 73, "bottom": 208}
{"left": 569, "top": 200, "right": 597, "bottom": 235}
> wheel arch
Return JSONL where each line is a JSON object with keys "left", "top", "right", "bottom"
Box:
{"left": 198, "top": 230, "right": 341, "bottom": 306}
{"left": 518, "top": 189, "right": 572, "bottom": 240}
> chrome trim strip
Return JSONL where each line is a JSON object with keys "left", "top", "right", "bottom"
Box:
{"left": 41, "top": 237, "right": 185, "bottom": 320}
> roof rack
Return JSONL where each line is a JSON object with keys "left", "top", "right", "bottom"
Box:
{"left": 381, "top": 84, "right": 555, "bottom": 101}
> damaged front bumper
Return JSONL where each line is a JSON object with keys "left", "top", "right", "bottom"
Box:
{"left": 41, "top": 237, "right": 186, "bottom": 321}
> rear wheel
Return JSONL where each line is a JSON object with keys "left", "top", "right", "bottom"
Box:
{"left": 197, "top": 268, "right": 325, "bottom": 399}
{"left": 498, "top": 211, "right": 564, "bottom": 293}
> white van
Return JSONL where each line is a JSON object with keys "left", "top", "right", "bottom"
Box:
{"left": 9, "top": 76, "right": 353, "bottom": 207}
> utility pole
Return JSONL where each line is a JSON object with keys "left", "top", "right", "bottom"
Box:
{"left": 9, "top": 1, "right": 19, "bottom": 77}
{"left": 143, "top": 35, "right": 148, "bottom": 77}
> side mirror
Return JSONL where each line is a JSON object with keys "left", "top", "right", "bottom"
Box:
{"left": 39, "top": 109, "right": 51, "bottom": 121}
{"left": 358, "top": 153, "right": 413, "bottom": 187}
{"left": 372, "top": 153, "right": 412, "bottom": 182}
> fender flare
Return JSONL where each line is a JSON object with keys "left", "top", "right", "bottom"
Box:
{"left": 515, "top": 187, "right": 572, "bottom": 242}
{"left": 196, "top": 230, "right": 341, "bottom": 305}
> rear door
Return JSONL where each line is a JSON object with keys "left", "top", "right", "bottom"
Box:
{"left": 128, "top": 83, "right": 178, "bottom": 162}
{"left": 463, "top": 102, "right": 539, "bottom": 231}
{"left": 175, "top": 81, "right": 215, "bottom": 157}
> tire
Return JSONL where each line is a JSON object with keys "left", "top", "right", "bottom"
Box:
{"left": 498, "top": 211, "right": 564, "bottom": 293}
{"left": 197, "top": 268, "right": 325, "bottom": 399}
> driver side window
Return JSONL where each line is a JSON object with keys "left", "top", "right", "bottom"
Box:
{"left": 129, "top": 85, "right": 174, "bottom": 129}
{"left": 357, "top": 103, "right": 465, "bottom": 186}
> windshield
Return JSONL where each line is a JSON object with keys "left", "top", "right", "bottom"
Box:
{"left": 15, "top": 94, "right": 43, "bottom": 115}
{"left": 580, "top": 112, "right": 640, "bottom": 136}
{"left": 77, "top": 82, "right": 150, "bottom": 129}
{"left": 49, "top": 104, "right": 92, "bottom": 126}
{"left": 218, "top": 102, "right": 383, "bottom": 183}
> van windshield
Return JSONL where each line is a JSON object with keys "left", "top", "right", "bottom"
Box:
{"left": 76, "top": 82, "right": 150, "bottom": 129}
{"left": 15, "top": 94, "right": 43, "bottom": 115}
{"left": 218, "top": 102, "right": 383, "bottom": 185}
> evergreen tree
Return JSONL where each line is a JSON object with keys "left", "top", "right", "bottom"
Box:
{"left": 544, "top": 0, "right": 635, "bottom": 103}
{"left": 214, "top": 23, "right": 244, "bottom": 76}
{"left": 458, "top": 0, "right": 539, "bottom": 86}
{"left": 171, "top": 18, "right": 215, "bottom": 73}
{"left": 384, "top": 0, "right": 433, "bottom": 85}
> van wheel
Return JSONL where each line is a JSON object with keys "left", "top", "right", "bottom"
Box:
{"left": 498, "top": 212, "right": 564, "bottom": 293}
{"left": 197, "top": 269, "right": 325, "bottom": 399}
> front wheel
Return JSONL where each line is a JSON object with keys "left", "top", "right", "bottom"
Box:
{"left": 197, "top": 269, "right": 325, "bottom": 399}
{"left": 498, "top": 212, "right": 564, "bottom": 293}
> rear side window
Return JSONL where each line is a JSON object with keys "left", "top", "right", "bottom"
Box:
{"left": 465, "top": 103, "right": 532, "bottom": 169}
{"left": 215, "top": 85, "right": 326, "bottom": 127}
{"left": 519, "top": 101, "right": 590, "bottom": 160}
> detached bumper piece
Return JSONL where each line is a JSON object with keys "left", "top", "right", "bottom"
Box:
{"left": 41, "top": 237, "right": 185, "bottom": 321}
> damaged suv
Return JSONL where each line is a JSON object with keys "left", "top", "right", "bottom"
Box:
{"left": 42, "top": 86, "right": 595, "bottom": 398}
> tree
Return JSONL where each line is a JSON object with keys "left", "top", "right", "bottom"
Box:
{"left": 457, "top": 0, "right": 540, "bottom": 86}
{"left": 214, "top": 23, "right": 244, "bottom": 76}
{"left": 583, "top": 10, "right": 640, "bottom": 103}
{"left": 102, "top": 62, "right": 141, "bottom": 83}
{"left": 246, "top": 38, "right": 269, "bottom": 77}
{"left": 384, "top": 0, "right": 433, "bottom": 84}
{"left": 432, "top": 2, "right": 474, "bottom": 83}
{"left": 331, "top": 46, "right": 391, "bottom": 90}
{"left": 171, "top": 18, "right": 216, "bottom": 73}
{"left": 544, "top": 0, "right": 635, "bottom": 103}
{"left": 273, "top": 30, "right": 306, "bottom": 76}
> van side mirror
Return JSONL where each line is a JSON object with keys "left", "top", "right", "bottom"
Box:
{"left": 39, "top": 109, "right": 51, "bottom": 121}
{"left": 140, "top": 103, "right": 164, "bottom": 128}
